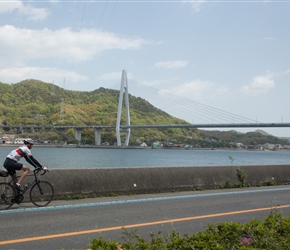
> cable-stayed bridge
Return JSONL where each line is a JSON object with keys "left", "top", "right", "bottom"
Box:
{"left": 1, "top": 70, "right": 290, "bottom": 146}
{"left": 110, "top": 70, "right": 290, "bottom": 146}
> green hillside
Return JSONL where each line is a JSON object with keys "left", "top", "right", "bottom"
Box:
{"left": 0, "top": 79, "right": 178, "bottom": 125}
{"left": 0, "top": 79, "right": 288, "bottom": 146}
{"left": 0, "top": 79, "right": 198, "bottom": 144}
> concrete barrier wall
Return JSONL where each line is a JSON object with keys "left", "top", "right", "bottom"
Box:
{"left": 23, "top": 164, "right": 290, "bottom": 200}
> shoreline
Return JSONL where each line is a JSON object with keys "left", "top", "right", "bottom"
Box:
{"left": 0, "top": 143, "right": 289, "bottom": 151}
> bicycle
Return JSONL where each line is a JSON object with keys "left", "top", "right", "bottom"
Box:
{"left": 0, "top": 168, "right": 54, "bottom": 210}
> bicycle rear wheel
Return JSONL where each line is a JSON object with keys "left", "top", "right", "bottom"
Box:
{"left": 0, "top": 182, "right": 16, "bottom": 210}
{"left": 30, "top": 181, "right": 54, "bottom": 207}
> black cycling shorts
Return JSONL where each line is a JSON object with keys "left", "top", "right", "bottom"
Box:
{"left": 3, "top": 158, "right": 23, "bottom": 175}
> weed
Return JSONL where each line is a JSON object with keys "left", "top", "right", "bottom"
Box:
{"left": 263, "top": 181, "right": 275, "bottom": 186}
{"left": 228, "top": 155, "right": 235, "bottom": 165}
{"left": 237, "top": 167, "right": 247, "bottom": 187}
{"left": 107, "top": 192, "right": 118, "bottom": 197}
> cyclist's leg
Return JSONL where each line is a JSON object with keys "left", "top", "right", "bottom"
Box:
{"left": 4, "top": 161, "right": 17, "bottom": 185}
{"left": 11, "top": 173, "right": 18, "bottom": 185}
{"left": 4, "top": 158, "right": 30, "bottom": 185}
{"left": 17, "top": 165, "right": 30, "bottom": 184}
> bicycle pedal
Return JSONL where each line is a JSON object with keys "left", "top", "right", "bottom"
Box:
{"left": 15, "top": 194, "right": 23, "bottom": 204}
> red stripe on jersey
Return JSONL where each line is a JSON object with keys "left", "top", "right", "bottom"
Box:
{"left": 16, "top": 149, "right": 24, "bottom": 157}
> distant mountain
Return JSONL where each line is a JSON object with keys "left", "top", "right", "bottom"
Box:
{"left": 254, "top": 129, "right": 270, "bottom": 136}
{"left": 254, "top": 130, "right": 290, "bottom": 142}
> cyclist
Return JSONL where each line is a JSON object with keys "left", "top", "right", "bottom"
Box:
{"left": 3, "top": 138, "right": 46, "bottom": 191}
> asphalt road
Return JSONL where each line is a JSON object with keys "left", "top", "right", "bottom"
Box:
{"left": 1, "top": 185, "right": 290, "bottom": 250}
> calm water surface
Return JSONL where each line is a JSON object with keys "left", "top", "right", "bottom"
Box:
{"left": 0, "top": 146, "right": 289, "bottom": 169}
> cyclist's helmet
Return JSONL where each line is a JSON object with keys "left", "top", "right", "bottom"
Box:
{"left": 24, "top": 138, "right": 34, "bottom": 145}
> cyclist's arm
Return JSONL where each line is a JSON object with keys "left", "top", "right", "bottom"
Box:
{"left": 24, "top": 154, "right": 42, "bottom": 168}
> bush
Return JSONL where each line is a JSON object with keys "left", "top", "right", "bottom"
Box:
{"left": 88, "top": 210, "right": 290, "bottom": 249}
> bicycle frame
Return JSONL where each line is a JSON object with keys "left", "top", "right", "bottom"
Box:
{"left": 9, "top": 168, "right": 43, "bottom": 195}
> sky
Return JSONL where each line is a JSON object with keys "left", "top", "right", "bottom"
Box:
{"left": 0, "top": 0, "right": 289, "bottom": 138}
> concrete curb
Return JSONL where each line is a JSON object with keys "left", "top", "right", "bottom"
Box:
{"left": 23, "top": 164, "right": 290, "bottom": 200}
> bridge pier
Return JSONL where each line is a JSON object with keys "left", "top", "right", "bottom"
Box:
{"left": 74, "top": 128, "right": 82, "bottom": 144}
{"left": 94, "top": 128, "right": 102, "bottom": 146}
{"left": 21, "top": 127, "right": 30, "bottom": 133}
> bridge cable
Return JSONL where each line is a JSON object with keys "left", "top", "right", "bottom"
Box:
{"left": 126, "top": 79, "right": 258, "bottom": 125}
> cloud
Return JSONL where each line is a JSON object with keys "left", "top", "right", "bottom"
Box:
{"left": 0, "top": 24, "right": 153, "bottom": 88}
{"left": 154, "top": 60, "right": 188, "bottom": 69}
{"left": 0, "top": 1, "right": 22, "bottom": 13}
{"left": 0, "top": 1, "right": 50, "bottom": 20}
{"left": 0, "top": 66, "right": 88, "bottom": 85}
{"left": 97, "top": 72, "right": 122, "bottom": 81}
{"left": 18, "top": 4, "right": 50, "bottom": 21}
{"left": 241, "top": 73, "right": 275, "bottom": 96}
{"left": 97, "top": 71, "right": 133, "bottom": 81}
{"left": 263, "top": 36, "right": 276, "bottom": 40}
{"left": 166, "top": 79, "right": 229, "bottom": 100}
{"left": 187, "top": 0, "right": 207, "bottom": 13}
{"left": 0, "top": 25, "right": 153, "bottom": 66}
{"left": 141, "top": 79, "right": 169, "bottom": 87}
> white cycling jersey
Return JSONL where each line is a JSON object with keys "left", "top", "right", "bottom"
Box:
{"left": 6, "top": 145, "right": 32, "bottom": 162}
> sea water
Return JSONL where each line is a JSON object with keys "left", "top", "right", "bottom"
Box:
{"left": 0, "top": 146, "right": 289, "bottom": 169}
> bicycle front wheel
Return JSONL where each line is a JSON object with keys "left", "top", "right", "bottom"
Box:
{"left": 0, "top": 182, "right": 16, "bottom": 210}
{"left": 30, "top": 181, "right": 54, "bottom": 207}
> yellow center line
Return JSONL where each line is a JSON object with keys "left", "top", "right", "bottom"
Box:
{"left": 1, "top": 204, "right": 290, "bottom": 245}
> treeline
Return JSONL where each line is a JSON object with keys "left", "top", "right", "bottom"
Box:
{"left": 187, "top": 130, "right": 289, "bottom": 148}
{"left": 0, "top": 79, "right": 288, "bottom": 146}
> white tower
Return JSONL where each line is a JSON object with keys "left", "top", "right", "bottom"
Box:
{"left": 116, "top": 70, "right": 131, "bottom": 146}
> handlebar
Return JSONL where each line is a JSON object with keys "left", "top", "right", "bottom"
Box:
{"left": 34, "top": 167, "right": 49, "bottom": 176}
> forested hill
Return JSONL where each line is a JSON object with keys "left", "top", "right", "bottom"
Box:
{"left": 0, "top": 79, "right": 289, "bottom": 146}
{"left": 0, "top": 79, "right": 185, "bottom": 127}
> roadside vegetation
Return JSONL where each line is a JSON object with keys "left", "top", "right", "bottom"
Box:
{"left": 73, "top": 210, "right": 290, "bottom": 250}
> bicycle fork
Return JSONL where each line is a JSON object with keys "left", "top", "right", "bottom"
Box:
{"left": 35, "top": 181, "right": 44, "bottom": 195}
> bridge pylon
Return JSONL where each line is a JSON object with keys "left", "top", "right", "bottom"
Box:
{"left": 116, "top": 70, "right": 131, "bottom": 146}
